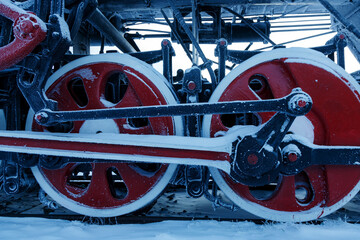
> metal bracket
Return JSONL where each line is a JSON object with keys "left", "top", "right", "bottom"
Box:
{"left": 161, "top": 39, "right": 175, "bottom": 83}
{"left": 215, "top": 39, "right": 228, "bottom": 82}
{"left": 17, "top": 14, "right": 71, "bottom": 113}
{"left": 0, "top": 2, "right": 47, "bottom": 70}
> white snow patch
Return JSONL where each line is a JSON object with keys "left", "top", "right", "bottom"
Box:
{"left": 188, "top": 95, "right": 197, "bottom": 103}
{"left": 1, "top": 218, "right": 360, "bottom": 240}
{"left": 263, "top": 144, "right": 274, "bottom": 152}
{"left": 289, "top": 116, "right": 315, "bottom": 143}
{"left": 282, "top": 144, "right": 301, "bottom": 157}
{"left": 77, "top": 68, "right": 97, "bottom": 82}
{"left": 214, "top": 131, "right": 226, "bottom": 138}
{"left": 79, "top": 119, "right": 119, "bottom": 134}
{"left": 100, "top": 97, "right": 116, "bottom": 108}
{"left": 122, "top": 123, "right": 138, "bottom": 130}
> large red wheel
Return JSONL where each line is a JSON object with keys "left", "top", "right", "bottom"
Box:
{"left": 27, "top": 54, "right": 183, "bottom": 217}
{"left": 203, "top": 48, "right": 360, "bottom": 221}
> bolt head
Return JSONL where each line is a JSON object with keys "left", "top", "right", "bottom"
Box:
{"left": 247, "top": 154, "right": 258, "bottom": 165}
{"left": 288, "top": 152, "right": 298, "bottom": 162}
{"left": 20, "top": 20, "right": 35, "bottom": 34}
{"left": 187, "top": 81, "right": 196, "bottom": 91}
{"left": 35, "top": 112, "right": 49, "bottom": 124}
{"left": 297, "top": 99, "right": 307, "bottom": 108}
{"left": 162, "top": 39, "right": 169, "bottom": 46}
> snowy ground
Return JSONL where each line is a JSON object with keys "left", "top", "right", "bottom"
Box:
{"left": 2, "top": 189, "right": 360, "bottom": 239}
{"left": 1, "top": 217, "right": 360, "bottom": 240}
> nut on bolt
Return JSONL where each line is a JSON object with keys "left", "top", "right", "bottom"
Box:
{"left": 288, "top": 89, "right": 312, "bottom": 116}
{"left": 282, "top": 144, "right": 301, "bottom": 163}
{"left": 35, "top": 111, "right": 49, "bottom": 124}
{"left": 13, "top": 15, "right": 40, "bottom": 40}
{"left": 247, "top": 153, "right": 259, "bottom": 165}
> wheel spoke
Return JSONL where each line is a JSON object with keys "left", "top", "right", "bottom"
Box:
{"left": 124, "top": 67, "right": 174, "bottom": 135}
{"left": 47, "top": 82, "right": 81, "bottom": 111}
{"left": 79, "top": 64, "right": 117, "bottom": 108}
{"left": 81, "top": 163, "right": 115, "bottom": 205}
{"left": 303, "top": 166, "right": 327, "bottom": 206}
{"left": 114, "top": 163, "right": 163, "bottom": 200}
{"left": 42, "top": 164, "right": 85, "bottom": 196}
{"left": 209, "top": 115, "right": 228, "bottom": 137}
{"left": 268, "top": 176, "right": 297, "bottom": 207}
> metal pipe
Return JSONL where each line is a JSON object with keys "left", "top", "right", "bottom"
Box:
{"left": 192, "top": 0, "right": 199, "bottom": 65}
{"left": 127, "top": 33, "right": 171, "bottom": 39}
{"left": 336, "top": 37, "right": 345, "bottom": 69}
{"left": 161, "top": 9, "right": 193, "bottom": 63}
{"left": 87, "top": 8, "right": 135, "bottom": 53}
{"left": 271, "top": 27, "right": 331, "bottom": 32}
{"left": 271, "top": 23, "right": 330, "bottom": 28}
{"left": 255, "top": 31, "right": 334, "bottom": 51}
{"left": 168, "top": 0, "right": 216, "bottom": 87}
{"left": 224, "top": 7, "right": 276, "bottom": 46}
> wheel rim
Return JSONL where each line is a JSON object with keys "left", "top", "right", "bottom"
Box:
{"left": 27, "top": 54, "right": 183, "bottom": 217}
{"left": 203, "top": 48, "right": 360, "bottom": 221}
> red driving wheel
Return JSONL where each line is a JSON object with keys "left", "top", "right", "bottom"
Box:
{"left": 28, "top": 54, "right": 183, "bottom": 217}
{"left": 203, "top": 48, "right": 360, "bottom": 221}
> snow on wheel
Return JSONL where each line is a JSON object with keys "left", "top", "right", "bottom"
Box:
{"left": 203, "top": 48, "right": 360, "bottom": 222}
{"left": 26, "top": 54, "right": 183, "bottom": 217}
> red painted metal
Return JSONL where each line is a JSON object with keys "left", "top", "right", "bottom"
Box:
{"left": 0, "top": 135, "right": 230, "bottom": 162}
{"left": 297, "top": 99, "right": 307, "bottom": 108}
{"left": 209, "top": 58, "right": 360, "bottom": 212}
{"left": 247, "top": 154, "right": 258, "bottom": 165}
{"left": 0, "top": 1, "right": 46, "bottom": 70}
{"left": 187, "top": 81, "right": 196, "bottom": 91}
{"left": 32, "top": 62, "right": 178, "bottom": 209}
{"left": 288, "top": 153, "right": 298, "bottom": 162}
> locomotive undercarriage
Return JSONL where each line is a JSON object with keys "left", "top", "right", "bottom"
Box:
{"left": 1, "top": 0, "right": 360, "bottom": 222}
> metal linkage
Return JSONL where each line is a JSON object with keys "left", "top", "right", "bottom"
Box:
{"left": 182, "top": 66, "right": 205, "bottom": 198}
{"left": 0, "top": 1, "right": 47, "bottom": 70}
{"left": 0, "top": 88, "right": 313, "bottom": 187}
{"left": 3, "top": 159, "right": 21, "bottom": 194}
{"left": 230, "top": 112, "right": 296, "bottom": 186}
{"left": 223, "top": 36, "right": 343, "bottom": 65}
{"left": 280, "top": 135, "right": 360, "bottom": 176}
{"left": 214, "top": 39, "right": 227, "bottom": 82}
{"left": 17, "top": 14, "right": 71, "bottom": 112}
{"left": 161, "top": 39, "right": 175, "bottom": 83}
{"left": 161, "top": 8, "right": 193, "bottom": 63}
{"left": 168, "top": 0, "right": 217, "bottom": 86}
{"left": 5, "top": 85, "right": 360, "bottom": 187}
{"left": 336, "top": 35, "right": 346, "bottom": 68}
{"left": 34, "top": 89, "right": 312, "bottom": 126}
{"left": 319, "top": 0, "right": 360, "bottom": 40}
{"left": 87, "top": 8, "right": 136, "bottom": 53}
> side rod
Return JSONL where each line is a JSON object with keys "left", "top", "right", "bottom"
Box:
{"left": 35, "top": 89, "right": 312, "bottom": 125}
{"left": 0, "top": 129, "right": 236, "bottom": 173}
